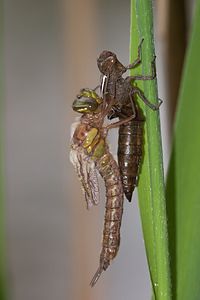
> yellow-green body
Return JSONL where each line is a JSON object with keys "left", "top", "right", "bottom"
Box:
{"left": 73, "top": 122, "right": 106, "bottom": 160}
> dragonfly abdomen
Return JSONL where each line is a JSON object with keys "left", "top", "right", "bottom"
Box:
{"left": 96, "top": 154, "right": 123, "bottom": 266}
{"left": 90, "top": 152, "right": 123, "bottom": 286}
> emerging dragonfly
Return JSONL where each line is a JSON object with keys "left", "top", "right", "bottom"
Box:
{"left": 70, "top": 88, "right": 135, "bottom": 287}
{"left": 97, "top": 39, "right": 162, "bottom": 201}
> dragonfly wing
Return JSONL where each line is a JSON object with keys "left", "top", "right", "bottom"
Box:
{"left": 70, "top": 145, "right": 100, "bottom": 210}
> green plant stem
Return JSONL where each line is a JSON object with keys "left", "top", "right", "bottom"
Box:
{"left": 130, "top": 0, "right": 171, "bottom": 299}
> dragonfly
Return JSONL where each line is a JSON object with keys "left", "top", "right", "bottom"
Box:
{"left": 97, "top": 39, "right": 162, "bottom": 201}
{"left": 70, "top": 88, "right": 135, "bottom": 286}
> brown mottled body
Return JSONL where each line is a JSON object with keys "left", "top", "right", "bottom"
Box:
{"left": 70, "top": 89, "right": 135, "bottom": 286}
{"left": 71, "top": 120, "right": 123, "bottom": 278}
{"left": 71, "top": 117, "right": 124, "bottom": 286}
{"left": 71, "top": 117, "right": 124, "bottom": 285}
{"left": 97, "top": 40, "right": 162, "bottom": 201}
{"left": 94, "top": 152, "right": 123, "bottom": 277}
{"left": 117, "top": 107, "right": 145, "bottom": 201}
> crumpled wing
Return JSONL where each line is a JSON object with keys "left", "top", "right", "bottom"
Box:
{"left": 70, "top": 144, "right": 100, "bottom": 210}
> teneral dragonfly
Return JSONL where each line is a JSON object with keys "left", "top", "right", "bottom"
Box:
{"left": 70, "top": 88, "right": 135, "bottom": 286}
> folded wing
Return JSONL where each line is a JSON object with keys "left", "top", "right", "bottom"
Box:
{"left": 70, "top": 145, "right": 100, "bottom": 210}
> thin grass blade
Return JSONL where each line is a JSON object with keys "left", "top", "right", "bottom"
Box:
{"left": 130, "top": 1, "right": 171, "bottom": 299}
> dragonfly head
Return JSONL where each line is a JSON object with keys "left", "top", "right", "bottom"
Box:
{"left": 72, "top": 89, "right": 102, "bottom": 114}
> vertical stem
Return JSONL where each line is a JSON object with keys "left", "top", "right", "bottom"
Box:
{"left": 130, "top": 0, "right": 172, "bottom": 299}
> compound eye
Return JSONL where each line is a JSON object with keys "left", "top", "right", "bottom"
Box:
{"left": 72, "top": 97, "right": 99, "bottom": 113}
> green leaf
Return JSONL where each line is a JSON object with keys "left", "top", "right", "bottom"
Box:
{"left": 166, "top": 0, "right": 200, "bottom": 299}
{"left": 130, "top": 1, "right": 171, "bottom": 299}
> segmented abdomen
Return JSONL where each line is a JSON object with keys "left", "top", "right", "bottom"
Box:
{"left": 71, "top": 121, "right": 124, "bottom": 286}
{"left": 95, "top": 151, "right": 124, "bottom": 270}
{"left": 118, "top": 116, "right": 143, "bottom": 202}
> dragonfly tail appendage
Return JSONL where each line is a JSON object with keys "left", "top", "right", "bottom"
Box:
{"left": 90, "top": 265, "right": 104, "bottom": 287}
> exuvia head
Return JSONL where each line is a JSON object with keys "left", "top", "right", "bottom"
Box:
{"left": 97, "top": 50, "right": 126, "bottom": 75}
{"left": 72, "top": 89, "right": 102, "bottom": 114}
{"left": 97, "top": 51, "right": 117, "bottom": 75}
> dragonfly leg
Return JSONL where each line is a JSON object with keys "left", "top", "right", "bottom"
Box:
{"left": 125, "top": 39, "right": 144, "bottom": 70}
{"left": 133, "top": 87, "right": 162, "bottom": 111}
{"left": 125, "top": 56, "right": 156, "bottom": 82}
